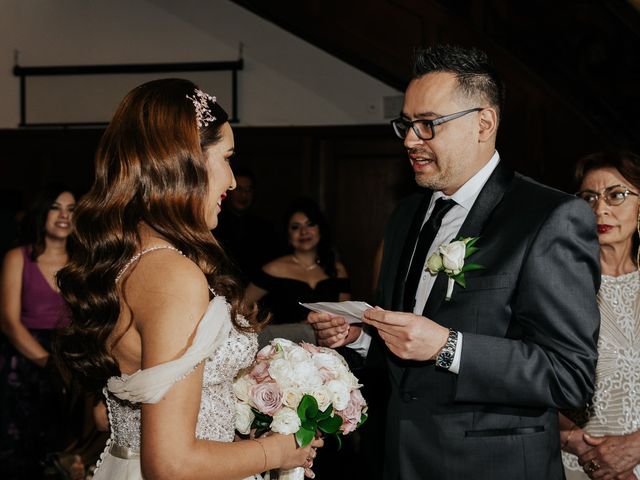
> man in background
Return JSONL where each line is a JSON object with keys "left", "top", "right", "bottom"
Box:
{"left": 215, "top": 167, "right": 277, "bottom": 284}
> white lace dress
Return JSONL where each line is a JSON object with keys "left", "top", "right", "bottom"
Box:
{"left": 92, "top": 294, "right": 261, "bottom": 480}
{"left": 563, "top": 271, "right": 640, "bottom": 478}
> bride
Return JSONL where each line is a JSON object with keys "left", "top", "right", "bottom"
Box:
{"left": 54, "top": 79, "right": 322, "bottom": 479}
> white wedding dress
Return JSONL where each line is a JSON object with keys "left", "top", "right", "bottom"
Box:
{"left": 92, "top": 292, "right": 262, "bottom": 480}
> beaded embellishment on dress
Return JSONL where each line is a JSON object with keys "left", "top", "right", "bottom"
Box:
{"left": 562, "top": 271, "right": 640, "bottom": 476}
{"left": 103, "top": 315, "right": 257, "bottom": 452}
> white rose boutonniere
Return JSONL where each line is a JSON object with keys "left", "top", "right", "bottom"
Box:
{"left": 426, "top": 236, "right": 484, "bottom": 301}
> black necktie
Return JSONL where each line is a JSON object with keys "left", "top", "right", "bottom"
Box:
{"left": 403, "top": 198, "right": 456, "bottom": 312}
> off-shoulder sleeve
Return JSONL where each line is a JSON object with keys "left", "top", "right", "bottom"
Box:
{"left": 106, "top": 295, "right": 233, "bottom": 404}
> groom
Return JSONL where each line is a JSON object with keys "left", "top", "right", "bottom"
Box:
{"left": 308, "top": 45, "right": 601, "bottom": 479}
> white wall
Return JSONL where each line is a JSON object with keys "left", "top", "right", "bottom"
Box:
{"left": 0, "top": 0, "right": 401, "bottom": 128}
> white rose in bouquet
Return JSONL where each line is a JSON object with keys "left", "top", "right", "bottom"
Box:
{"left": 326, "top": 379, "right": 351, "bottom": 411}
{"left": 312, "top": 352, "right": 345, "bottom": 381}
{"left": 319, "top": 346, "right": 349, "bottom": 363}
{"left": 235, "top": 402, "right": 254, "bottom": 435}
{"left": 282, "top": 386, "right": 305, "bottom": 409}
{"left": 284, "top": 345, "right": 312, "bottom": 364}
{"left": 269, "top": 357, "right": 295, "bottom": 387}
{"left": 337, "top": 369, "right": 361, "bottom": 390}
{"left": 271, "top": 407, "right": 301, "bottom": 435}
{"left": 307, "top": 386, "right": 332, "bottom": 412}
{"left": 291, "top": 360, "right": 323, "bottom": 389}
{"left": 232, "top": 374, "right": 255, "bottom": 403}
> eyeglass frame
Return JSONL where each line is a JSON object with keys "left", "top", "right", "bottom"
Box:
{"left": 390, "top": 107, "right": 484, "bottom": 141}
{"left": 575, "top": 184, "right": 640, "bottom": 207}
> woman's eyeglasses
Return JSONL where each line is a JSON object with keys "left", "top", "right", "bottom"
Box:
{"left": 575, "top": 185, "right": 639, "bottom": 208}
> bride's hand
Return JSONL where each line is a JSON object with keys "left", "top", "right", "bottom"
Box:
{"left": 278, "top": 434, "right": 324, "bottom": 476}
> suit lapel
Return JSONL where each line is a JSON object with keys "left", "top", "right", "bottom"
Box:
{"left": 391, "top": 190, "right": 433, "bottom": 310}
{"left": 421, "top": 163, "right": 514, "bottom": 320}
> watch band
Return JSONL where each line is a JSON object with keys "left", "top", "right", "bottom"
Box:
{"left": 435, "top": 328, "right": 458, "bottom": 369}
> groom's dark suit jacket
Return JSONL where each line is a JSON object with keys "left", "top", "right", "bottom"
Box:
{"left": 373, "top": 163, "right": 601, "bottom": 480}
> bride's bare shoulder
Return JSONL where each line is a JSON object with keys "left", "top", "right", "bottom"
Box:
{"left": 124, "top": 249, "right": 210, "bottom": 338}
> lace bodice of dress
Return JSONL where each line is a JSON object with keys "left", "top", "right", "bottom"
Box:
{"left": 563, "top": 271, "right": 640, "bottom": 473}
{"left": 105, "top": 315, "right": 257, "bottom": 453}
{"left": 590, "top": 272, "right": 640, "bottom": 433}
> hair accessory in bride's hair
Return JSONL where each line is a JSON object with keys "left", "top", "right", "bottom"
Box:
{"left": 186, "top": 89, "right": 217, "bottom": 128}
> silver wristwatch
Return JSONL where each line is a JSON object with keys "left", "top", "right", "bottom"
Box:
{"left": 435, "top": 328, "right": 458, "bottom": 369}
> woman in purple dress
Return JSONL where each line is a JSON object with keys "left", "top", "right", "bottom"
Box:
{"left": 0, "top": 184, "right": 82, "bottom": 479}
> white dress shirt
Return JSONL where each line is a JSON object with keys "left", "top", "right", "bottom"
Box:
{"left": 350, "top": 151, "right": 501, "bottom": 374}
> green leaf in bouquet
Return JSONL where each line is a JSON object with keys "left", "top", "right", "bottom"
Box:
{"left": 301, "top": 420, "right": 315, "bottom": 432}
{"left": 316, "top": 405, "right": 333, "bottom": 421}
{"left": 297, "top": 394, "right": 319, "bottom": 421}
{"left": 357, "top": 412, "right": 368, "bottom": 428}
{"left": 318, "top": 413, "right": 342, "bottom": 434}
{"left": 295, "top": 425, "right": 316, "bottom": 448}
{"left": 251, "top": 409, "right": 272, "bottom": 427}
{"left": 250, "top": 409, "right": 273, "bottom": 437}
{"left": 252, "top": 409, "right": 271, "bottom": 422}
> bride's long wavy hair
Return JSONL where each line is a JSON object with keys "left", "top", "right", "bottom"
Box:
{"left": 55, "top": 78, "right": 260, "bottom": 393}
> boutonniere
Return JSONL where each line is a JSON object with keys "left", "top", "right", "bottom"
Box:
{"left": 426, "top": 236, "right": 485, "bottom": 301}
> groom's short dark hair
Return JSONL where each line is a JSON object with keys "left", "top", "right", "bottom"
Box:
{"left": 412, "top": 45, "right": 505, "bottom": 120}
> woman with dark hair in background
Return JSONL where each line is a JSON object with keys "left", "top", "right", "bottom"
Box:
{"left": 245, "top": 198, "right": 350, "bottom": 345}
{"left": 561, "top": 150, "right": 640, "bottom": 479}
{"left": 0, "top": 184, "right": 84, "bottom": 478}
{"left": 54, "top": 79, "right": 321, "bottom": 479}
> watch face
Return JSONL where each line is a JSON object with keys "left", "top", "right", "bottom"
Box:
{"left": 436, "top": 351, "right": 453, "bottom": 368}
{"left": 436, "top": 330, "right": 457, "bottom": 369}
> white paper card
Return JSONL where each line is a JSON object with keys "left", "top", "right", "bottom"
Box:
{"left": 299, "top": 301, "right": 373, "bottom": 324}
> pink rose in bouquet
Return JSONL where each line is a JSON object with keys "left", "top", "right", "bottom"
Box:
{"left": 337, "top": 390, "right": 367, "bottom": 434}
{"left": 250, "top": 382, "right": 283, "bottom": 416}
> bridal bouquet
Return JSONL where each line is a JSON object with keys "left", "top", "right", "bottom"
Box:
{"left": 233, "top": 338, "right": 368, "bottom": 480}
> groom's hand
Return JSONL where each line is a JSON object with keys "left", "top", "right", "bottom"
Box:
{"left": 362, "top": 307, "right": 448, "bottom": 361}
{"left": 306, "top": 311, "right": 361, "bottom": 348}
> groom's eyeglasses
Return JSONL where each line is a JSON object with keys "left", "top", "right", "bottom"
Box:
{"left": 575, "top": 185, "right": 639, "bottom": 208}
{"left": 390, "top": 108, "right": 484, "bottom": 141}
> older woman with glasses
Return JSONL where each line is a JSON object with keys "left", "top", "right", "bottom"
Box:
{"left": 561, "top": 150, "right": 640, "bottom": 480}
